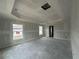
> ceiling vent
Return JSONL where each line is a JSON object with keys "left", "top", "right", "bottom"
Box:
{"left": 41, "top": 3, "right": 51, "bottom": 10}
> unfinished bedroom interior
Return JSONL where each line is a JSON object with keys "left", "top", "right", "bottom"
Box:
{"left": 0, "top": 0, "right": 79, "bottom": 59}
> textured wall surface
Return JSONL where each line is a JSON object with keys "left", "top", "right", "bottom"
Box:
{"left": 54, "top": 19, "right": 71, "bottom": 40}
{"left": 44, "top": 26, "right": 49, "bottom": 37}
{"left": 0, "top": 0, "right": 15, "bottom": 13}
{"left": 71, "top": 0, "right": 79, "bottom": 59}
{"left": 54, "top": 21, "right": 65, "bottom": 39}
{"left": 0, "top": 13, "right": 45, "bottom": 49}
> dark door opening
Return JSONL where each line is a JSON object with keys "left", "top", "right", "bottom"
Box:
{"left": 49, "top": 26, "right": 54, "bottom": 37}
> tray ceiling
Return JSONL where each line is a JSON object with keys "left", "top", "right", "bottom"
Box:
{"left": 11, "top": 0, "right": 66, "bottom": 25}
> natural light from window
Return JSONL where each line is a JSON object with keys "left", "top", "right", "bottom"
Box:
{"left": 39, "top": 26, "right": 43, "bottom": 35}
{"left": 13, "top": 24, "right": 23, "bottom": 40}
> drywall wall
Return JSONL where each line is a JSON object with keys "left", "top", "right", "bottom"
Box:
{"left": 44, "top": 21, "right": 68, "bottom": 39}
{"left": 57, "top": 0, "right": 72, "bottom": 40}
{"left": 53, "top": 20, "right": 71, "bottom": 40}
{"left": 54, "top": 21, "right": 65, "bottom": 39}
{"left": 44, "top": 26, "right": 49, "bottom": 37}
{"left": 0, "top": 13, "right": 45, "bottom": 49}
{"left": 70, "top": 0, "right": 79, "bottom": 59}
{"left": 0, "top": 0, "right": 15, "bottom": 13}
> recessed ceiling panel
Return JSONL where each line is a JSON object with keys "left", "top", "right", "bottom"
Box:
{"left": 12, "top": 0, "right": 63, "bottom": 25}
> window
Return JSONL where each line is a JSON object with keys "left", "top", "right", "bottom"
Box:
{"left": 39, "top": 26, "right": 43, "bottom": 35}
{"left": 13, "top": 24, "right": 23, "bottom": 40}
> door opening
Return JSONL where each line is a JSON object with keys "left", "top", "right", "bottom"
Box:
{"left": 49, "top": 26, "right": 54, "bottom": 37}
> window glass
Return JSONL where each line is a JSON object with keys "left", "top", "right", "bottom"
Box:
{"left": 13, "top": 24, "right": 23, "bottom": 40}
{"left": 39, "top": 26, "right": 43, "bottom": 35}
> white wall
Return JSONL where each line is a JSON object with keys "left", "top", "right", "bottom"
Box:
{"left": 0, "top": 13, "right": 45, "bottom": 49}
{"left": 57, "top": 0, "right": 72, "bottom": 40}
{"left": 44, "top": 21, "right": 69, "bottom": 40}
{"left": 0, "top": 0, "right": 15, "bottom": 13}
{"left": 53, "top": 18, "right": 71, "bottom": 40}
{"left": 54, "top": 21, "right": 65, "bottom": 39}
{"left": 44, "top": 26, "right": 49, "bottom": 37}
{"left": 71, "top": 0, "right": 79, "bottom": 59}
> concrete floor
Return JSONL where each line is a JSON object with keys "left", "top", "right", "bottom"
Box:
{"left": 0, "top": 37, "right": 72, "bottom": 59}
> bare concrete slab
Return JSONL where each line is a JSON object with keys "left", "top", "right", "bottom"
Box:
{"left": 0, "top": 38, "right": 72, "bottom": 59}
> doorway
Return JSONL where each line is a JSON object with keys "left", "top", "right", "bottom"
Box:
{"left": 49, "top": 26, "right": 54, "bottom": 37}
